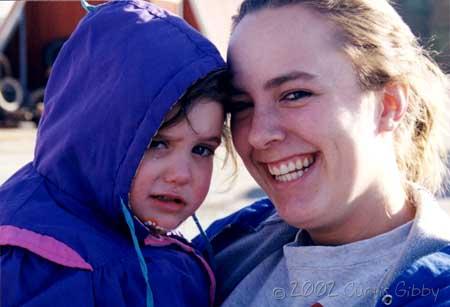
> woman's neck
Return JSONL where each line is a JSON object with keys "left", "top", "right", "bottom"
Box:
{"left": 307, "top": 182, "right": 416, "bottom": 246}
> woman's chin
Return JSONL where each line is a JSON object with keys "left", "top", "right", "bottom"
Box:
{"left": 274, "top": 201, "right": 319, "bottom": 229}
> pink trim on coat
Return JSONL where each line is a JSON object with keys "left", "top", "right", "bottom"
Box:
{"left": 145, "top": 234, "right": 216, "bottom": 306}
{"left": 0, "top": 225, "right": 93, "bottom": 271}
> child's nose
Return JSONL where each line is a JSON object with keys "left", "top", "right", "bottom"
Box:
{"left": 163, "top": 159, "right": 191, "bottom": 185}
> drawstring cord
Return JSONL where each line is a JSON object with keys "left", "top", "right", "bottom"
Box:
{"left": 80, "top": 0, "right": 98, "bottom": 12}
{"left": 121, "top": 199, "right": 154, "bottom": 307}
{"left": 121, "top": 201, "right": 211, "bottom": 306}
{"left": 192, "top": 213, "right": 216, "bottom": 272}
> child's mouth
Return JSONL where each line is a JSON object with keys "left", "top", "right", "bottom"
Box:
{"left": 151, "top": 194, "right": 186, "bottom": 206}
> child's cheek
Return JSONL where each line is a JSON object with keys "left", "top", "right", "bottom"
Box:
{"left": 193, "top": 161, "right": 214, "bottom": 207}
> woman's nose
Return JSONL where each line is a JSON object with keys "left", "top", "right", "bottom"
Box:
{"left": 248, "top": 107, "right": 285, "bottom": 150}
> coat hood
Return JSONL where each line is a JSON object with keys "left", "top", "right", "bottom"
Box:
{"left": 34, "top": 0, "right": 225, "bottom": 228}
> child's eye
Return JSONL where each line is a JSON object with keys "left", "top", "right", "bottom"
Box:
{"left": 192, "top": 145, "right": 214, "bottom": 157}
{"left": 148, "top": 140, "right": 167, "bottom": 150}
{"left": 281, "top": 90, "right": 313, "bottom": 102}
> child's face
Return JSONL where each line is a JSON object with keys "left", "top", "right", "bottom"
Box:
{"left": 130, "top": 99, "right": 224, "bottom": 231}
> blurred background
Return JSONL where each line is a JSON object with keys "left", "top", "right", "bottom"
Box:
{"left": 0, "top": 0, "right": 449, "bottom": 238}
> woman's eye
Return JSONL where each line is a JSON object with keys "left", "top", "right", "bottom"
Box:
{"left": 228, "top": 101, "right": 254, "bottom": 123}
{"left": 192, "top": 145, "right": 214, "bottom": 157}
{"left": 282, "top": 90, "right": 313, "bottom": 101}
{"left": 227, "top": 100, "right": 254, "bottom": 114}
{"left": 148, "top": 140, "right": 167, "bottom": 150}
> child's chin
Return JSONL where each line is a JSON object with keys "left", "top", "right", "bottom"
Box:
{"left": 144, "top": 219, "right": 180, "bottom": 234}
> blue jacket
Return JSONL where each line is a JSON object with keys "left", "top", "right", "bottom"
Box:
{"left": 194, "top": 198, "right": 450, "bottom": 306}
{"left": 0, "top": 1, "right": 225, "bottom": 306}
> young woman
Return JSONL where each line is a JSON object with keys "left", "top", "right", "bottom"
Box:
{"left": 197, "top": 1, "right": 450, "bottom": 306}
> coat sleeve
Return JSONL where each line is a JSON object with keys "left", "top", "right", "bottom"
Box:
{"left": 1, "top": 246, "right": 94, "bottom": 307}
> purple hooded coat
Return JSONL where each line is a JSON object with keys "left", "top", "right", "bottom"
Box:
{"left": 0, "top": 1, "right": 225, "bottom": 306}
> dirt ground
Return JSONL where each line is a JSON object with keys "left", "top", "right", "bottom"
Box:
{"left": 1, "top": 127, "right": 449, "bottom": 239}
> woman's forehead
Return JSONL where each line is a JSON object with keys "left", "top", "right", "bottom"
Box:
{"left": 228, "top": 5, "right": 344, "bottom": 91}
{"left": 229, "top": 4, "right": 340, "bottom": 48}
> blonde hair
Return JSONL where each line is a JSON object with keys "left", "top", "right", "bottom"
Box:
{"left": 233, "top": 0, "right": 450, "bottom": 195}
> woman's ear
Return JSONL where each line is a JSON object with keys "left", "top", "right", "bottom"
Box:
{"left": 378, "top": 82, "right": 408, "bottom": 132}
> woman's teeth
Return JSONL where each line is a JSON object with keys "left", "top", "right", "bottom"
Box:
{"left": 268, "top": 155, "right": 315, "bottom": 182}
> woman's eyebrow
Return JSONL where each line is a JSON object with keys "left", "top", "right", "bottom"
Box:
{"left": 263, "top": 70, "right": 316, "bottom": 90}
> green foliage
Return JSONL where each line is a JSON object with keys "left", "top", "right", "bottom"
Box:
{"left": 397, "top": 0, "right": 450, "bottom": 71}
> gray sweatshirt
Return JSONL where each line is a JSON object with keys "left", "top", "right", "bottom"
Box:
{"left": 215, "top": 188, "right": 450, "bottom": 306}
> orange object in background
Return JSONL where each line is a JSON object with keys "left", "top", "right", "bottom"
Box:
{"left": 25, "top": 1, "right": 88, "bottom": 89}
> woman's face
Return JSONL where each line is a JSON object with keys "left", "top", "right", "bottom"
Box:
{"left": 228, "top": 5, "right": 388, "bottom": 232}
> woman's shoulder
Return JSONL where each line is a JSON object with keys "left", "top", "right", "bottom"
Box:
{"left": 193, "top": 198, "right": 277, "bottom": 251}
{"left": 404, "top": 244, "right": 450, "bottom": 285}
{"left": 193, "top": 199, "right": 298, "bottom": 305}
{"left": 379, "top": 245, "right": 450, "bottom": 306}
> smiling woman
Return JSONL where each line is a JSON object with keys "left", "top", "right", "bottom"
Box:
{"left": 228, "top": 4, "right": 416, "bottom": 240}
{"left": 196, "top": 0, "right": 450, "bottom": 306}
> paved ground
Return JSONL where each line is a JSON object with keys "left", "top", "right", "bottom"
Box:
{"left": 1, "top": 127, "right": 449, "bottom": 239}
{"left": 0, "top": 125, "right": 36, "bottom": 185}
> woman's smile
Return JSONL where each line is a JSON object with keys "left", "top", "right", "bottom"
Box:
{"left": 266, "top": 153, "right": 317, "bottom": 182}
